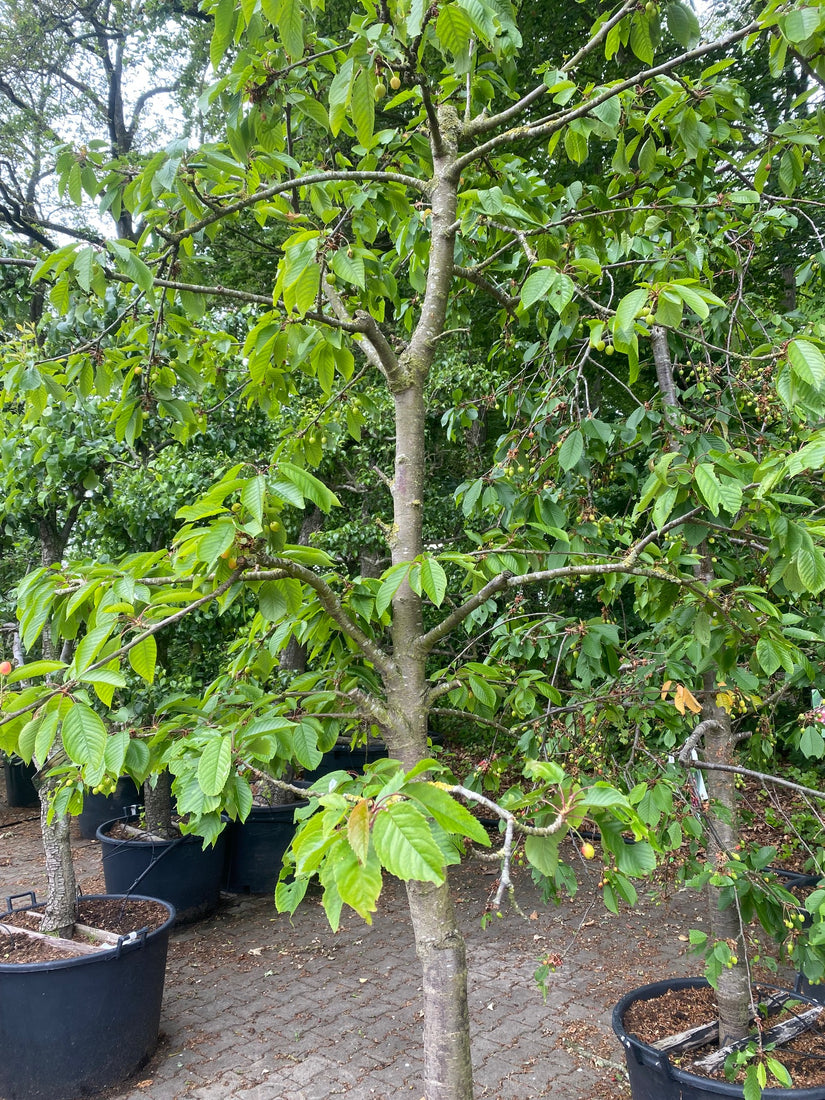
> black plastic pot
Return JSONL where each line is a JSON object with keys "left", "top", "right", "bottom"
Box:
{"left": 77, "top": 777, "right": 143, "bottom": 839}
{"left": 224, "top": 797, "right": 309, "bottom": 894}
{"left": 0, "top": 892, "right": 174, "bottom": 1100}
{"left": 302, "top": 738, "right": 388, "bottom": 783}
{"left": 613, "top": 977, "right": 825, "bottom": 1099}
{"left": 97, "top": 815, "right": 228, "bottom": 923}
{"left": 3, "top": 756, "right": 38, "bottom": 807}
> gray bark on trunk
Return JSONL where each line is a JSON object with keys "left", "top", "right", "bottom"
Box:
{"left": 379, "top": 106, "right": 476, "bottom": 1099}
{"left": 144, "top": 770, "right": 176, "bottom": 838}
{"left": 700, "top": 671, "right": 750, "bottom": 1044}
{"left": 39, "top": 775, "right": 77, "bottom": 935}
{"left": 407, "top": 879, "right": 474, "bottom": 1100}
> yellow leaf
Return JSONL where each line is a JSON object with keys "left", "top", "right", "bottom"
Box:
{"left": 660, "top": 679, "right": 673, "bottom": 700}
{"left": 674, "top": 683, "right": 686, "bottom": 715}
{"left": 682, "top": 686, "right": 702, "bottom": 715}
{"left": 716, "top": 691, "right": 735, "bottom": 714}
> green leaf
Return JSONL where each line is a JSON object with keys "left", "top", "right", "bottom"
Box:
{"left": 62, "top": 702, "right": 107, "bottom": 770}
{"left": 211, "top": 0, "right": 237, "bottom": 70}
{"left": 351, "top": 68, "right": 375, "bottom": 147}
{"left": 4, "top": 660, "right": 66, "bottom": 684}
{"left": 666, "top": 1, "right": 700, "bottom": 47}
{"left": 375, "top": 563, "right": 409, "bottom": 617}
{"left": 279, "top": 463, "right": 340, "bottom": 511}
{"left": 525, "top": 832, "right": 563, "bottom": 876}
{"left": 520, "top": 267, "right": 556, "bottom": 310}
{"left": 614, "top": 288, "right": 648, "bottom": 338}
{"left": 331, "top": 248, "right": 366, "bottom": 289}
{"left": 34, "top": 711, "right": 59, "bottom": 764}
{"left": 796, "top": 546, "right": 825, "bottom": 594}
{"left": 436, "top": 3, "right": 473, "bottom": 55}
{"left": 467, "top": 673, "right": 497, "bottom": 709}
{"left": 783, "top": 6, "right": 822, "bottom": 43}
{"left": 579, "top": 784, "right": 629, "bottom": 809}
{"left": 73, "top": 624, "right": 116, "bottom": 674}
{"left": 195, "top": 519, "right": 237, "bottom": 566}
{"left": 128, "top": 634, "right": 157, "bottom": 684}
{"left": 546, "top": 272, "right": 575, "bottom": 314}
{"left": 402, "top": 782, "right": 491, "bottom": 846}
{"left": 333, "top": 840, "right": 382, "bottom": 922}
{"left": 756, "top": 636, "right": 796, "bottom": 676}
{"left": 372, "top": 802, "right": 445, "bottom": 883}
{"left": 328, "top": 57, "right": 354, "bottom": 137}
{"left": 788, "top": 339, "right": 825, "bottom": 390}
{"left": 73, "top": 247, "right": 96, "bottom": 293}
{"left": 743, "top": 1065, "right": 761, "bottom": 1100}
{"left": 616, "top": 840, "right": 656, "bottom": 877}
{"left": 694, "top": 464, "right": 721, "bottom": 516}
{"left": 276, "top": 0, "right": 303, "bottom": 59}
{"left": 558, "top": 430, "right": 584, "bottom": 472}
{"left": 241, "top": 475, "right": 267, "bottom": 526}
{"left": 293, "top": 719, "right": 324, "bottom": 771}
{"left": 420, "top": 557, "right": 448, "bottom": 606}
{"left": 198, "top": 735, "right": 233, "bottom": 796}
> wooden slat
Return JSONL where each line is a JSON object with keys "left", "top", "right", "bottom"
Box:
{"left": 0, "top": 923, "right": 102, "bottom": 957}
{"left": 692, "top": 1006, "right": 823, "bottom": 1073}
{"left": 651, "top": 991, "right": 791, "bottom": 1055}
{"left": 74, "top": 922, "right": 120, "bottom": 945}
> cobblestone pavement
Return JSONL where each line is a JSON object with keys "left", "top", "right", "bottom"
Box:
{"left": 0, "top": 792, "right": 706, "bottom": 1100}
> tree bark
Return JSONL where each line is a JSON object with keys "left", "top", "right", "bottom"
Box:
{"left": 37, "top": 508, "right": 82, "bottom": 928}
{"left": 144, "top": 770, "right": 176, "bottom": 838}
{"left": 407, "top": 880, "right": 474, "bottom": 1100}
{"left": 699, "top": 674, "right": 750, "bottom": 1044}
{"left": 381, "top": 110, "right": 476, "bottom": 1099}
{"left": 39, "top": 774, "right": 77, "bottom": 936}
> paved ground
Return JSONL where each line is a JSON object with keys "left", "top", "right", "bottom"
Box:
{"left": 0, "top": 788, "right": 706, "bottom": 1100}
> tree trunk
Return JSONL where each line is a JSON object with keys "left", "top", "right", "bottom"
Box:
{"left": 37, "top": 510, "right": 82, "bottom": 929}
{"left": 381, "top": 109, "right": 475, "bottom": 1100}
{"left": 655, "top": 330, "right": 752, "bottom": 1047}
{"left": 144, "top": 770, "right": 176, "bottom": 838}
{"left": 700, "top": 675, "right": 750, "bottom": 1044}
{"left": 407, "top": 879, "right": 474, "bottom": 1100}
{"left": 39, "top": 775, "right": 77, "bottom": 936}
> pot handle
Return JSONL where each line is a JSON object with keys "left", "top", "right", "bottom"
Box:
{"left": 114, "top": 924, "right": 149, "bottom": 957}
{"left": 621, "top": 1036, "right": 674, "bottom": 1080}
{"left": 4, "top": 891, "right": 37, "bottom": 913}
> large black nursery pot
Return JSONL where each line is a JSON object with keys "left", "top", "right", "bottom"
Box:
{"left": 77, "top": 776, "right": 142, "bottom": 839}
{"left": 0, "top": 891, "right": 174, "bottom": 1100}
{"left": 2, "top": 754, "right": 38, "bottom": 807}
{"left": 613, "top": 977, "right": 825, "bottom": 1100}
{"left": 302, "top": 737, "right": 388, "bottom": 783}
{"left": 225, "top": 795, "right": 310, "bottom": 894}
{"left": 97, "top": 814, "right": 228, "bottom": 923}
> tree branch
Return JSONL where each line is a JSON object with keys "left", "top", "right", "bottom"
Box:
{"left": 455, "top": 21, "right": 760, "bottom": 174}
{"left": 169, "top": 170, "right": 431, "bottom": 244}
